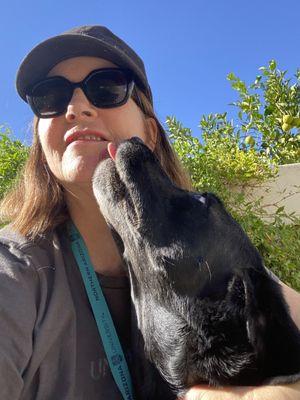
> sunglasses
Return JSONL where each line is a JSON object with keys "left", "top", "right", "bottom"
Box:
{"left": 25, "top": 68, "right": 135, "bottom": 118}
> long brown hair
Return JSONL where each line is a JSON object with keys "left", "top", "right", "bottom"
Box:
{"left": 0, "top": 86, "right": 193, "bottom": 239}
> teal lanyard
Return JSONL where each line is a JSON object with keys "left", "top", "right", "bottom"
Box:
{"left": 67, "top": 221, "right": 134, "bottom": 400}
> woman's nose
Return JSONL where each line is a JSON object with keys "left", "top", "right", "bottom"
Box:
{"left": 65, "top": 88, "right": 98, "bottom": 121}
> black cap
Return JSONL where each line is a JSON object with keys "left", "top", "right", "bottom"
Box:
{"left": 16, "top": 25, "right": 153, "bottom": 105}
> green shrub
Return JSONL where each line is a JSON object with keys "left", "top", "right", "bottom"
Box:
{"left": 167, "top": 60, "right": 300, "bottom": 291}
{"left": 0, "top": 125, "right": 29, "bottom": 200}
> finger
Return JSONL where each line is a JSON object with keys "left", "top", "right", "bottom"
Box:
{"left": 182, "top": 381, "right": 300, "bottom": 400}
{"left": 182, "top": 385, "right": 257, "bottom": 400}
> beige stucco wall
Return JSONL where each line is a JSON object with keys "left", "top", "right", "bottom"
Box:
{"left": 237, "top": 163, "right": 300, "bottom": 222}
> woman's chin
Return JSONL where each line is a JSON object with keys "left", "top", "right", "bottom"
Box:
{"left": 61, "top": 153, "right": 108, "bottom": 185}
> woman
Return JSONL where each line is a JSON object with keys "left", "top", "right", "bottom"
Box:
{"left": 0, "top": 25, "right": 299, "bottom": 400}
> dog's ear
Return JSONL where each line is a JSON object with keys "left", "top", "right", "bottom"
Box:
{"left": 230, "top": 268, "right": 300, "bottom": 383}
{"left": 237, "top": 270, "right": 269, "bottom": 357}
{"left": 225, "top": 273, "right": 268, "bottom": 357}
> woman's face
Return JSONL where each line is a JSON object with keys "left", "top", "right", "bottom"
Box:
{"left": 37, "top": 56, "right": 157, "bottom": 189}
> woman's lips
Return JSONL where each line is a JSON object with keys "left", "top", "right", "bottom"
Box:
{"left": 66, "top": 138, "right": 118, "bottom": 161}
{"left": 65, "top": 129, "right": 108, "bottom": 145}
{"left": 69, "top": 138, "right": 107, "bottom": 144}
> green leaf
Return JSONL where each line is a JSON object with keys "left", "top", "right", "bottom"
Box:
{"left": 227, "top": 72, "right": 237, "bottom": 81}
{"left": 269, "top": 60, "right": 277, "bottom": 71}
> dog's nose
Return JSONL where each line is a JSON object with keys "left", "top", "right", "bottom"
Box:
{"left": 130, "top": 136, "right": 144, "bottom": 144}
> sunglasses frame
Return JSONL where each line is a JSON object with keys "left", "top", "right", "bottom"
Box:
{"left": 26, "top": 67, "right": 135, "bottom": 118}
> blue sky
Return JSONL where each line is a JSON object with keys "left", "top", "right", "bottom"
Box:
{"left": 0, "top": 0, "right": 299, "bottom": 144}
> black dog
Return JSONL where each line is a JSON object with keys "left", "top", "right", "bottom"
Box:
{"left": 92, "top": 137, "right": 300, "bottom": 399}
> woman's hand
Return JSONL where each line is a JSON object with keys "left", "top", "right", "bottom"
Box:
{"left": 181, "top": 380, "right": 300, "bottom": 400}
{"left": 281, "top": 282, "right": 300, "bottom": 329}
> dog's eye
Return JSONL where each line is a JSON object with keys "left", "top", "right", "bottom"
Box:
{"left": 193, "top": 194, "right": 206, "bottom": 205}
{"left": 199, "top": 196, "right": 206, "bottom": 205}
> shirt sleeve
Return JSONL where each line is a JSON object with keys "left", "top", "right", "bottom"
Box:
{"left": 0, "top": 243, "right": 39, "bottom": 400}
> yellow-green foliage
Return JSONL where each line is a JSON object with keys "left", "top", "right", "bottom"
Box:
{"left": 167, "top": 60, "right": 299, "bottom": 291}
{"left": 0, "top": 125, "right": 29, "bottom": 200}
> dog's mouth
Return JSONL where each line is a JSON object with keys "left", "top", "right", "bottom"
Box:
{"left": 92, "top": 138, "right": 150, "bottom": 230}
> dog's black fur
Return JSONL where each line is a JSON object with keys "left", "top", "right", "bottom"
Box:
{"left": 92, "top": 137, "right": 300, "bottom": 399}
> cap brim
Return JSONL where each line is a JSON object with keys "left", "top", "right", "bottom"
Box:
{"left": 16, "top": 33, "right": 151, "bottom": 103}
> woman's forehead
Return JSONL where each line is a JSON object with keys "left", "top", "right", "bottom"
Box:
{"left": 47, "top": 56, "right": 118, "bottom": 79}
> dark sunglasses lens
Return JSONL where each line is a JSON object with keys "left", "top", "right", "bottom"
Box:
{"left": 30, "top": 79, "right": 71, "bottom": 117}
{"left": 85, "top": 70, "right": 131, "bottom": 107}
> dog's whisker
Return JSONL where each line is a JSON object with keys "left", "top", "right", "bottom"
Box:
{"left": 204, "top": 260, "right": 212, "bottom": 281}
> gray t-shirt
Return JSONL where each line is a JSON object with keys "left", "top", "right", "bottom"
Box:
{"left": 0, "top": 222, "right": 133, "bottom": 400}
